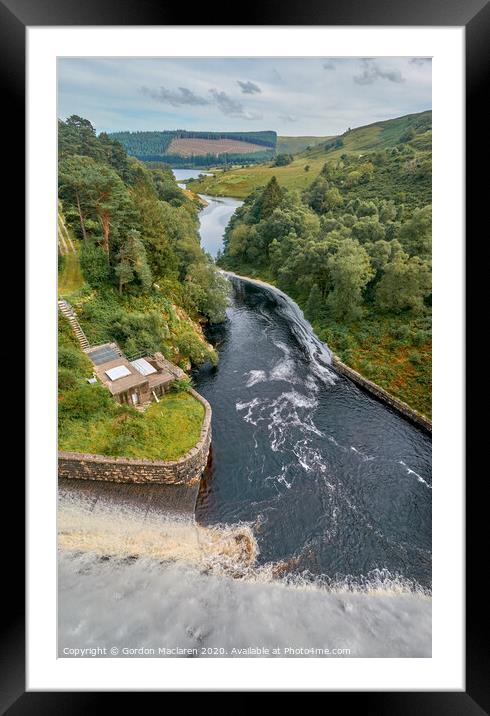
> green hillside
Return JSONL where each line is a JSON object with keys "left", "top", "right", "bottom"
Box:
{"left": 277, "top": 135, "right": 333, "bottom": 154}
{"left": 191, "top": 111, "right": 432, "bottom": 207}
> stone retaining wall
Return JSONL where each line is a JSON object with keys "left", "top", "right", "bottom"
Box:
{"left": 58, "top": 388, "right": 212, "bottom": 484}
{"left": 332, "top": 356, "right": 431, "bottom": 434}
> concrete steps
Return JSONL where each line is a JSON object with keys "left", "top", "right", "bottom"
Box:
{"left": 58, "top": 299, "right": 90, "bottom": 351}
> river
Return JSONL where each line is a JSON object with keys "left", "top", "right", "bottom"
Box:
{"left": 173, "top": 168, "right": 243, "bottom": 258}
{"left": 58, "top": 182, "right": 432, "bottom": 658}
{"left": 194, "top": 277, "right": 431, "bottom": 589}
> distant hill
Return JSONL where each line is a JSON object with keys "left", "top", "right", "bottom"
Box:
{"left": 108, "top": 129, "right": 277, "bottom": 167}
{"left": 191, "top": 110, "right": 432, "bottom": 204}
{"left": 277, "top": 135, "right": 334, "bottom": 154}
{"left": 302, "top": 110, "right": 432, "bottom": 159}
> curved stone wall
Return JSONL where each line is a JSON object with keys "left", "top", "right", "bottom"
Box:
{"left": 332, "top": 356, "right": 431, "bottom": 434}
{"left": 58, "top": 388, "right": 212, "bottom": 484}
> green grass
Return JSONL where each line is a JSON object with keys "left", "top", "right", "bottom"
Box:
{"left": 59, "top": 390, "right": 205, "bottom": 460}
{"left": 58, "top": 250, "right": 85, "bottom": 297}
{"left": 191, "top": 157, "right": 326, "bottom": 198}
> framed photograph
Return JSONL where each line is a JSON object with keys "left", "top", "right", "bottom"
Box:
{"left": 5, "top": 0, "right": 486, "bottom": 707}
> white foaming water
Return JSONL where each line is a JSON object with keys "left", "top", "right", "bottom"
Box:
{"left": 223, "top": 272, "right": 336, "bottom": 385}
{"left": 399, "top": 460, "right": 432, "bottom": 489}
{"left": 59, "top": 489, "right": 431, "bottom": 658}
{"left": 58, "top": 493, "right": 257, "bottom": 571}
{"left": 245, "top": 344, "right": 300, "bottom": 387}
{"left": 59, "top": 549, "right": 431, "bottom": 658}
{"left": 245, "top": 369, "right": 267, "bottom": 387}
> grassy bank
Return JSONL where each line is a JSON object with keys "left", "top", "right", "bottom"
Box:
{"left": 318, "top": 315, "right": 431, "bottom": 418}
{"left": 191, "top": 159, "right": 322, "bottom": 199}
{"left": 59, "top": 390, "right": 204, "bottom": 460}
{"left": 58, "top": 316, "right": 205, "bottom": 459}
{"left": 58, "top": 249, "right": 84, "bottom": 296}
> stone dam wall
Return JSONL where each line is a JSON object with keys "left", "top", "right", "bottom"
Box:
{"left": 58, "top": 388, "right": 212, "bottom": 485}
{"left": 332, "top": 356, "right": 431, "bottom": 434}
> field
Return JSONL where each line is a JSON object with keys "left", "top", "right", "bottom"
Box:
{"left": 168, "top": 137, "right": 268, "bottom": 157}
{"left": 191, "top": 160, "right": 323, "bottom": 198}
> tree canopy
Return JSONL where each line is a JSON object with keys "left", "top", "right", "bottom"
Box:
{"left": 58, "top": 115, "right": 229, "bottom": 325}
{"left": 219, "top": 163, "right": 432, "bottom": 326}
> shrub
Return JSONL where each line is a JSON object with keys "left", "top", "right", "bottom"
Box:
{"left": 58, "top": 343, "right": 90, "bottom": 372}
{"left": 408, "top": 350, "right": 423, "bottom": 366}
{"left": 412, "top": 329, "right": 430, "bottom": 347}
{"left": 274, "top": 153, "right": 293, "bottom": 167}
{"left": 58, "top": 367, "right": 78, "bottom": 391}
{"left": 171, "top": 377, "right": 193, "bottom": 393}
{"left": 392, "top": 324, "right": 410, "bottom": 341}
{"left": 59, "top": 382, "right": 114, "bottom": 421}
{"left": 80, "top": 241, "right": 112, "bottom": 288}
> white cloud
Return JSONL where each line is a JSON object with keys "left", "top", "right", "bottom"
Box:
{"left": 58, "top": 57, "right": 431, "bottom": 136}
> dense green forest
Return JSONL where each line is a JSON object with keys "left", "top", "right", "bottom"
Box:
{"left": 108, "top": 129, "right": 277, "bottom": 166}
{"left": 58, "top": 115, "right": 230, "bottom": 454}
{"left": 218, "top": 116, "right": 432, "bottom": 417}
{"left": 132, "top": 150, "right": 275, "bottom": 167}
{"left": 59, "top": 115, "right": 230, "bottom": 362}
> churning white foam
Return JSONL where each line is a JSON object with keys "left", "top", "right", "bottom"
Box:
{"left": 59, "top": 489, "right": 431, "bottom": 658}
{"left": 245, "top": 370, "right": 267, "bottom": 387}
{"left": 59, "top": 550, "right": 431, "bottom": 658}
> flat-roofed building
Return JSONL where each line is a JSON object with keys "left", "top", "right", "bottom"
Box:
{"left": 88, "top": 344, "right": 181, "bottom": 406}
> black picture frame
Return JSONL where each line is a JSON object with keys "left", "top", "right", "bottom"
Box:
{"left": 5, "top": 0, "right": 486, "bottom": 709}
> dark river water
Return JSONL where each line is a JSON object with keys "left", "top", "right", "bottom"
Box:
{"left": 193, "top": 242, "right": 432, "bottom": 592}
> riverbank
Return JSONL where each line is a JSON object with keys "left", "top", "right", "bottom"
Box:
{"left": 223, "top": 271, "right": 431, "bottom": 432}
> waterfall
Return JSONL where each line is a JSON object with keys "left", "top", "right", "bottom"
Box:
{"left": 223, "top": 271, "right": 336, "bottom": 385}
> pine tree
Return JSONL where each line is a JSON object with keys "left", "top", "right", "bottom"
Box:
{"left": 115, "top": 229, "right": 152, "bottom": 295}
{"left": 258, "top": 176, "right": 283, "bottom": 219}
{"left": 305, "top": 284, "right": 324, "bottom": 323}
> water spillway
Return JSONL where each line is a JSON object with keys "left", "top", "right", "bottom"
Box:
{"left": 193, "top": 274, "right": 432, "bottom": 590}
{"left": 224, "top": 270, "right": 335, "bottom": 384}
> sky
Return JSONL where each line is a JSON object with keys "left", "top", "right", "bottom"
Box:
{"left": 58, "top": 57, "right": 431, "bottom": 137}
